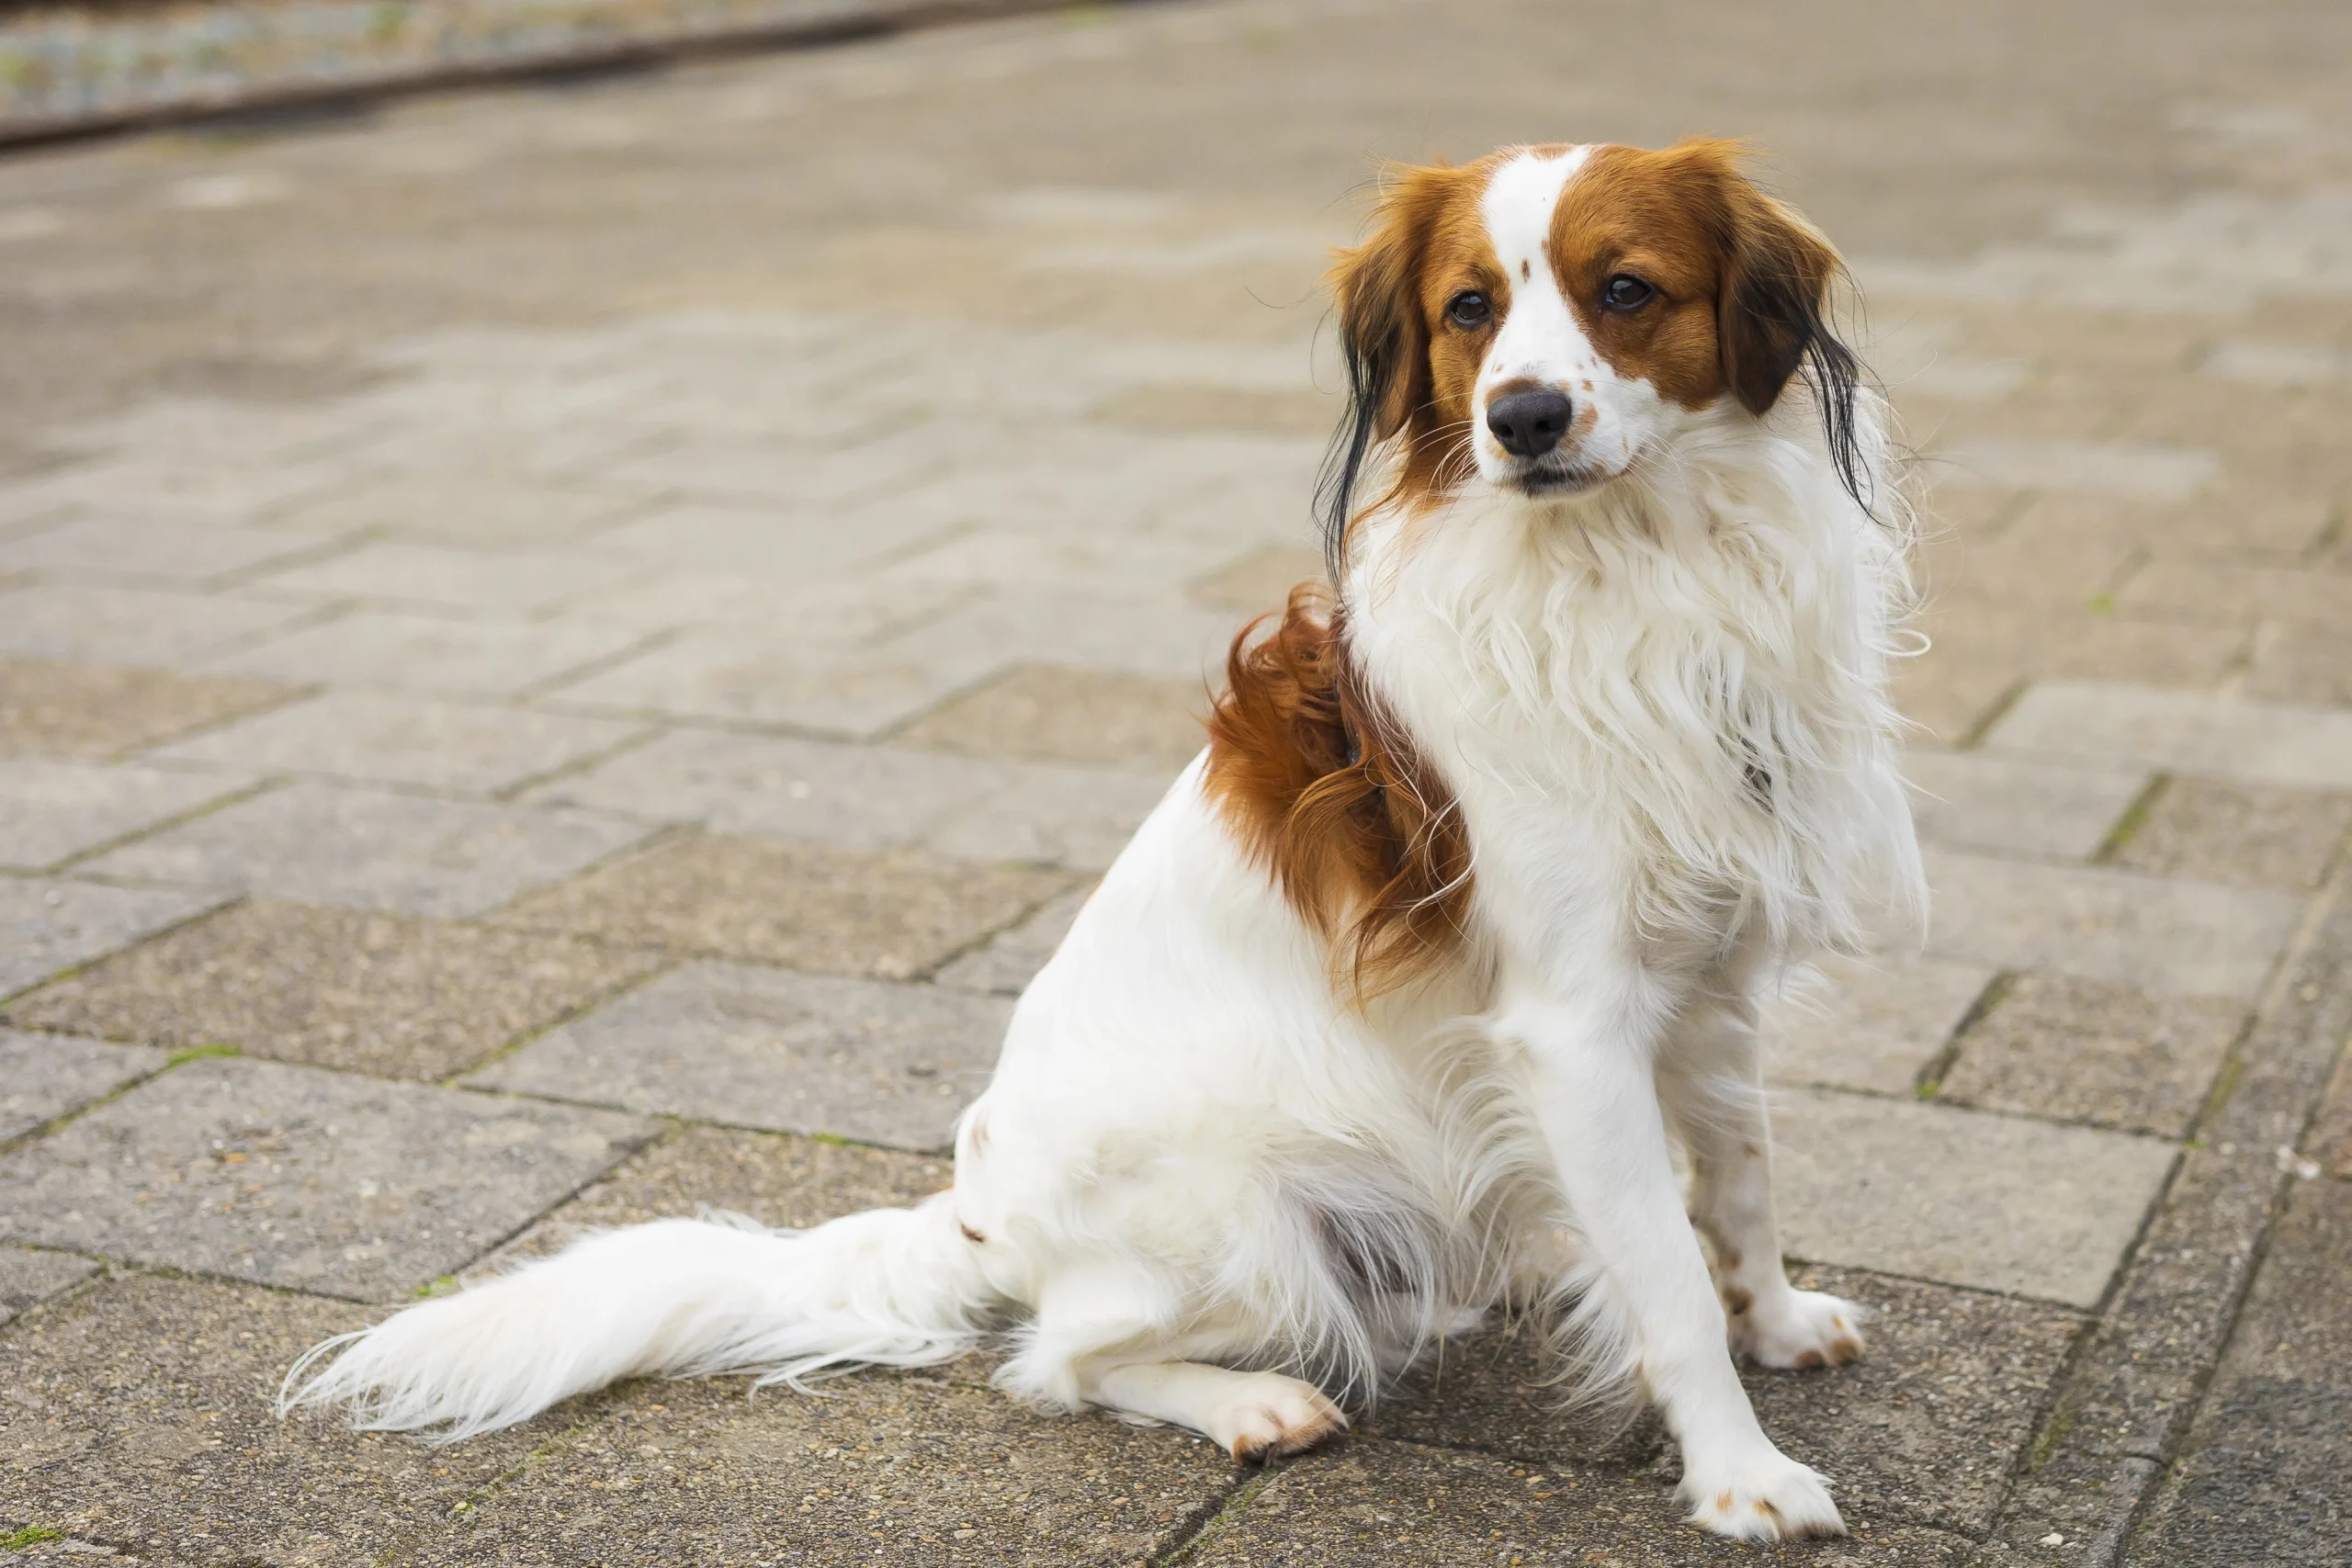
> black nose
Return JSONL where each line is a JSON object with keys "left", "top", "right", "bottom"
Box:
{"left": 1486, "top": 389, "right": 1574, "bottom": 457}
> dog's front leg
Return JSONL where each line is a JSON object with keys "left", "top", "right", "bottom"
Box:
{"left": 1503, "top": 990, "right": 1845, "bottom": 1541}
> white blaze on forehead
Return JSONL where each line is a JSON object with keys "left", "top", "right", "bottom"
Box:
{"left": 1478, "top": 147, "right": 1598, "bottom": 391}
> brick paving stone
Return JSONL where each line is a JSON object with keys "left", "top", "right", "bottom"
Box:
{"left": 2245, "top": 618, "right": 2352, "bottom": 708}
{"left": 2006, "top": 492, "right": 2336, "bottom": 560}
{"left": 2309, "top": 1048, "right": 2352, "bottom": 1181}
{"left": 1904, "top": 750, "right": 2146, "bottom": 860}
{"left": 248, "top": 539, "right": 640, "bottom": 615}
{"left": 0, "top": 759, "right": 257, "bottom": 871}
{"left": 0, "top": 454, "right": 347, "bottom": 527}
{"left": 0, "top": 1055, "right": 653, "bottom": 1300}
{"left": 935, "top": 885, "right": 1092, "bottom": 996}
{"left": 0, "top": 879, "right": 225, "bottom": 1000}
{"left": 1763, "top": 953, "right": 1997, "bottom": 1098}
{"left": 0, "top": 657, "right": 295, "bottom": 760}
{"left": 1185, "top": 1438, "right": 1972, "bottom": 1566}
{"left": 501, "top": 831, "right": 1068, "bottom": 981}
{"left": 492, "top": 1123, "right": 952, "bottom": 1270}
{"left": 1938, "top": 974, "right": 2248, "bottom": 1138}
{"left": 80, "top": 782, "right": 653, "bottom": 917}
{"left": 1924, "top": 848, "right": 2301, "bottom": 1001}
{"left": 0, "top": 1029, "right": 167, "bottom": 1143}
{"left": 141, "top": 690, "right": 645, "bottom": 795}
{"left": 0, "top": 517, "right": 332, "bottom": 585}
{"left": 2118, "top": 558, "right": 2352, "bottom": 627}
{"left": 1894, "top": 600, "right": 2245, "bottom": 744}
{"left": 547, "top": 626, "right": 994, "bottom": 739}
{"left": 529, "top": 727, "right": 1173, "bottom": 872}
{"left": 1188, "top": 543, "right": 1326, "bottom": 615}
{"left": 890, "top": 585, "right": 1240, "bottom": 686}
{"left": 1987, "top": 680, "right": 2352, "bottom": 792}
{"left": 877, "top": 529, "right": 1246, "bottom": 600}
{"left": 1940, "top": 439, "right": 2220, "bottom": 501}
{"left": 0, "top": 583, "right": 319, "bottom": 669}
{"left": 443, "top": 1371, "right": 1237, "bottom": 1567}
{"left": 3, "top": 900, "right": 662, "bottom": 1081}
{"left": 0, "top": 1272, "right": 544, "bottom": 1562}
{"left": 2107, "top": 777, "right": 2352, "bottom": 892}
{"left": 896, "top": 664, "right": 1210, "bottom": 771}
{"left": 591, "top": 498, "right": 957, "bottom": 579}
{"left": 0, "top": 1246, "right": 96, "bottom": 1327}
{"left": 267, "top": 472, "right": 656, "bottom": 546}
{"left": 2132, "top": 1178, "right": 2352, "bottom": 1564}
{"left": 469, "top": 963, "right": 1011, "bottom": 1152}
{"left": 566, "top": 564, "right": 967, "bottom": 640}
{"left": 201, "top": 610, "right": 652, "bottom": 698}
{"left": 1771, "top": 1089, "right": 2177, "bottom": 1307}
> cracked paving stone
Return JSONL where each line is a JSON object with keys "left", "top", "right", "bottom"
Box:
{"left": 0, "top": 1029, "right": 168, "bottom": 1142}
{"left": 1185, "top": 1437, "right": 1973, "bottom": 1566}
{"left": 0, "top": 759, "right": 258, "bottom": 873}
{"left": 0, "top": 1246, "right": 97, "bottom": 1327}
{"left": 468, "top": 963, "right": 1010, "bottom": 1153}
{"left": 441, "top": 1371, "right": 1238, "bottom": 1567}
{"left": 0, "top": 1272, "right": 544, "bottom": 1563}
{"left": 3, "top": 899, "right": 663, "bottom": 1081}
{"left": 2310, "top": 1047, "right": 2352, "bottom": 1181}
{"left": 0, "top": 1056, "right": 654, "bottom": 1300}
{"left": 0, "top": 879, "right": 228, "bottom": 1000}
{"left": 499, "top": 832, "right": 1072, "bottom": 980}
{"left": 935, "top": 885, "right": 1093, "bottom": 996}
{"left": 896, "top": 664, "right": 1210, "bottom": 772}
{"left": 1904, "top": 750, "right": 2146, "bottom": 861}
{"left": 1938, "top": 973, "right": 2248, "bottom": 1137}
{"left": 1187, "top": 544, "right": 1327, "bottom": 615}
{"left": 1763, "top": 953, "right": 1997, "bottom": 1097}
{"left": 0, "top": 658, "right": 296, "bottom": 761}
{"left": 2107, "top": 777, "right": 2352, "bottom": 893}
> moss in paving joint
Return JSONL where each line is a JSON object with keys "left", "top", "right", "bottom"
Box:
{"left": 2200, "top": 1054, "right": 2245, "bottom": 1121}
{"left": 2024, "top": 1399, "right": 2075, "bottom": 1475}
{"left": 1, "top": 1528, "right": 63, "bottom": 1551}
{"left": 1153, "top": 1466, "right": 1280, "bottom": 1567}
{"left": 2094, "top": 773, "right": 2171, "bottom": 863}
{"left": 1917, "top": 971, "right": 2013, "bottom": 1096}
{"left": 164, "top": 1042, "right": 241, "bottom": 1066}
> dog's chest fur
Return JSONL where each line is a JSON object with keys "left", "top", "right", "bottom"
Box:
{"left": 1346, "top": 451, "right": 1917, "bottom": 974}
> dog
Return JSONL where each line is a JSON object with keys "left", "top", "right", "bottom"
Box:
{"left": 283, "top": 138, "right": 1923, "bottom": 1542}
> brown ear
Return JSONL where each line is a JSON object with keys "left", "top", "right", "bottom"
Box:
{"left": 1317, "top": 165, "right": 1453, "bottom": 570}
{"left": 1714, "top": 175, "right": 1845, "bottom": 416}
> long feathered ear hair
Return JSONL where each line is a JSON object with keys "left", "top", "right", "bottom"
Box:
{"left": 1695, "top": 141, "right": 1871, "bottom": 516}
{"left": 1315, "top": 164, "right": 1457, "bottom": 581}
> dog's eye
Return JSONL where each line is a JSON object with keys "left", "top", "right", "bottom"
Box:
{"left": 1444, "top": 291, "right": 1491, "bottom": 330}
{"left": 1601, "top": 275, "right": 1656, "bottom": 312}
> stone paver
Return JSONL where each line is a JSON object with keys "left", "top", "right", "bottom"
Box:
{"left": 0, "top": 1245, "right": 96, "bottom": 1327}
{"left": 0, "top": 1029, "right": 167, "bottom": 1142}
{"left": 897, "top": 664, "right": 1210, "bottom": 771}
{"left": 0, "top": 583, "right": 318, "bottom": 669}
{"left": 0, "top": 759, "right": 256, "bottom": 871}
{"left": 1772, "top": 1089, "right": 2177, "bottom": 1307}
{"left": 0, "top": 878, "right": 226, "bottom": 999}
{"left": 201, "top": 610, "right": 652, "bottom": 698}
{"left": 1763, "top": 953, "right": 1997, "bottom": 1097}
{"left": 1904, "top": 750, "right": 2145, "bottom": 860}
{"left": 500, "top": 831, "right": 1071, "bottom": 980}
{"left": 0, "top": 1273, "right": 548, "bottom": 1561}
{"left": 80, "top": 782, "right": 654, "bottom": 917}
{"left": 0, "top": 1055, "right": 654, "bottom": 1300}
{"left": 1988, "top": 681, "right": 2352, "bottom": 792}
{"left": 142, "top": 690, "right": 645, "bottom": 795}
{"left": 2, "top": 900, "right": 662, "bottom": 1080}
{"left": 469, "top": 963, "right": 1011, "bottom": 1152}
{"left": 2109, "top": 777, "right": 2352, "bottom": 892}
{"left": 1939, "top": 974, "right": 2248, "bottom": 1136}
{"left": 0, "top": 657, "right": 295, "bottom": 761}
{"left": 1924, "top": 849, "right": 2301, "bottom": 1001}
{"left": 1, "top": 0, "right": 2348, "bottom": 1559}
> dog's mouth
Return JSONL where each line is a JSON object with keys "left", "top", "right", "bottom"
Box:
{"left": 1504, "top": 455, "right": 1613, "bottom": 497}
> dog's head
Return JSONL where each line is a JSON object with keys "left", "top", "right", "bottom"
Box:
{"left": 1320, "top": 140, "right": 1864, "bottom": 559}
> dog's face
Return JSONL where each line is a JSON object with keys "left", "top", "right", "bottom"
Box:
{"left": 1328, "top": 140, "right": 1849, "bottom": 514}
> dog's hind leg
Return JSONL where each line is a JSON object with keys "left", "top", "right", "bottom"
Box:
{"left": 1078, "top": 1359, "right": 1347, "bottom": 1463}
{"left": 1666, "top": 995, "right": 1865, "bottom": 1373}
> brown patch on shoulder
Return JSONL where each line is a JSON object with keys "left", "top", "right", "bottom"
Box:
{"left": 958, "top": 1222, "right": 987, "bottom": 1244}
{"left": 1723, "top": 1286, "right": 1754, "bottom": 1315}
{"left": 1552, "top": 140, "right": 1844, "bottom": 414}
{"left": 1204, "top": 581, "right": 1474, "bottom": 1001}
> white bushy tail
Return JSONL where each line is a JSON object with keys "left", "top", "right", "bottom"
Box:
{"left": 280, "top": 1192, "right": 993, "bottom": 1441}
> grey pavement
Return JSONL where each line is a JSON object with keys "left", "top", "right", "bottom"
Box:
{"left": 1, "top": 0, "right": 2349, "bottom": 1562}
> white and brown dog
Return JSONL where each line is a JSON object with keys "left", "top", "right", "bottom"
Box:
{"left": 286, "top": 140, "right": 1923, "bottom": 1542}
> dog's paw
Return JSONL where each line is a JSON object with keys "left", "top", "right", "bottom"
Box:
{"left": 1728, "top": 1286, "right": 1864, "bottom": 1371}
{"left": 1207, "top": 1374, "right": 1348, "bottom": 1464}
{"left": 1682, "top": 1450, "right": 1846, "bottom": 1541}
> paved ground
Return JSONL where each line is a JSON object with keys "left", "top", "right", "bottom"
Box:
{"left": 1, "top": 0, "right": 2350, "bottom": 1562}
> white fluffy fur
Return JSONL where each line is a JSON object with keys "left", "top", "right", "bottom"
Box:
{"left": 282, "top": 148, "right": 1923, "bottom": 1544}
